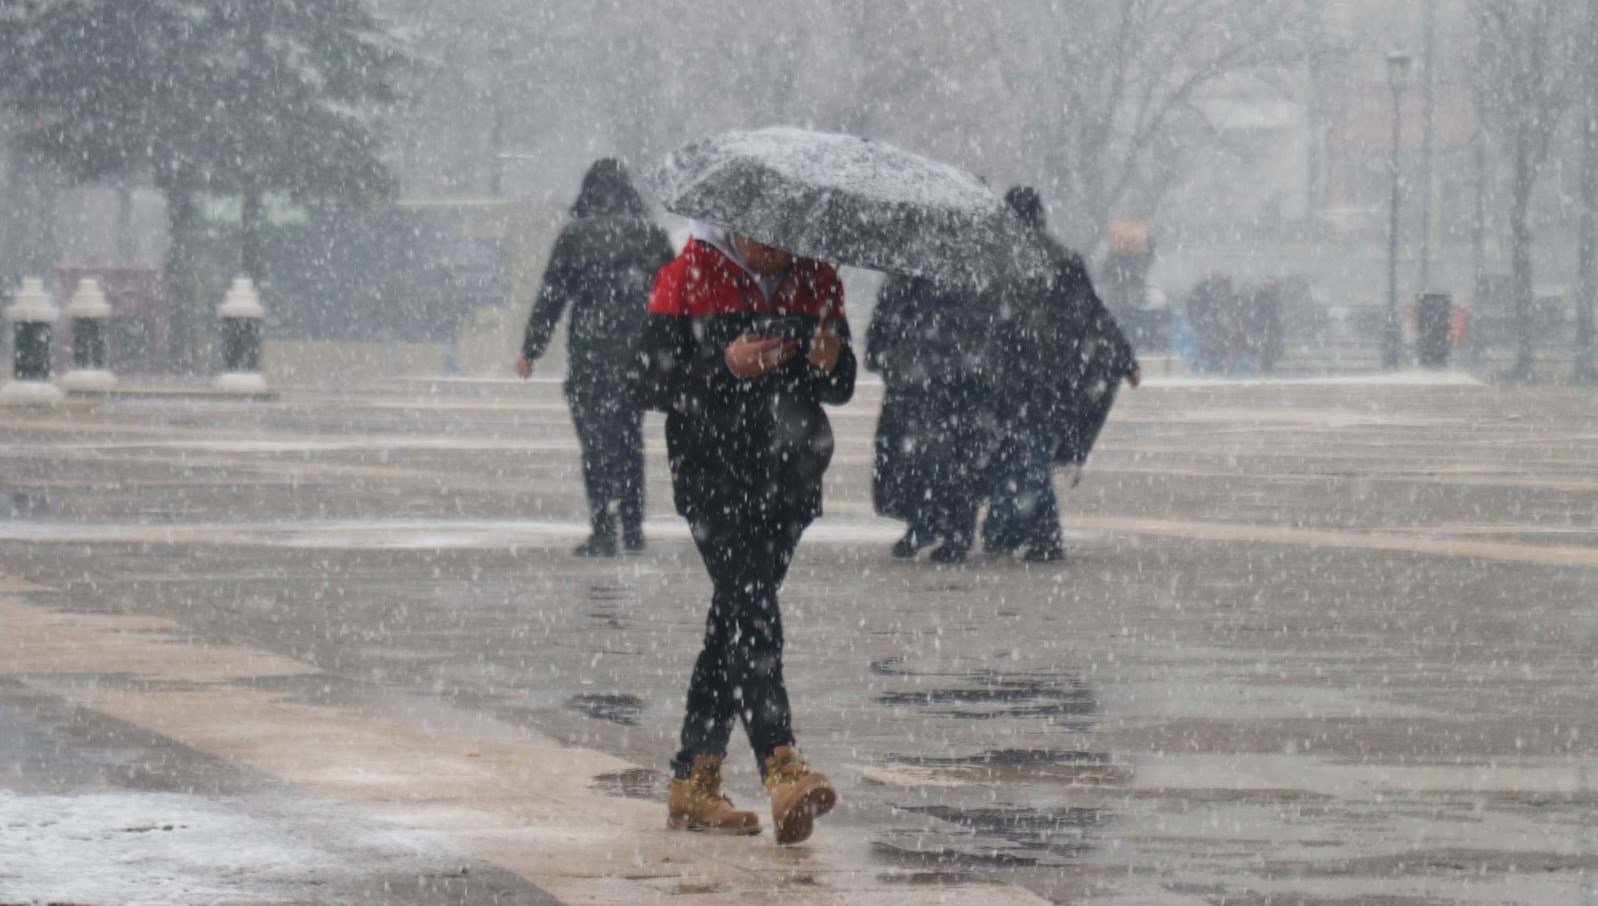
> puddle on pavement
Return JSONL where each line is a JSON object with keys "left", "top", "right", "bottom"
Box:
{"left": 866, "top": 656, "right": 1119, "bottom": 883}
{"left": 875, "top": 684, "right": 1096, "bottom": 722}
{"left": 885, "top": 748, "right": 1131, "bottom": 785}
{"left": 871, "top": 839, "right": 1042, "bottom": 869}
{"left": 870, "top": 656, "right": 1097, "bottom": 726}
{"left": 870, "top": 797, "right": 1110, "bottom": 879}
{"left": 590, "top": 767, "right": 664, "bottom": 801}
{"left": 875, "top": 869, "right": 980, "bottom": 886}
{"left": 586, "top": 583, "right": 635, "bottom": 602}
{"left": 585, "top": 585, "right": 635, "bottom": 629}
{"left": 893, "top": 803, "right": 1104, "bottom": 857}
{"left": 564, "top": 692, "right": 644, "bottom": 726}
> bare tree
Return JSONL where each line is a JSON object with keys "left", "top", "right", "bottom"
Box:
{"left": 997, "top": 0, "right": 1322, "bottom": 249}
{"left": 1473, "top": 0, "right": 1584, "bottom": 381}
{"left": 1575, "top": 0, "right": 1598, "bottom": 382}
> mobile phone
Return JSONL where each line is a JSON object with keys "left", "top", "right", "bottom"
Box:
{"left": 756, "top": 315, "right": 812, "bottom": 342}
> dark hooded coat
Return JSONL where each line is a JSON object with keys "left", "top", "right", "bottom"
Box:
{"left": 521, "top": 159, "right": 675, "bottom": 398}
{"left": 993, "top": 193, "right": 1138, "bottom": 466}
{"left": 866, "top": 274, "right": 999, "bottom": 531}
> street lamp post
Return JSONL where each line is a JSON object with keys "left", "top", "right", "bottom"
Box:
{"left": 1383, "top": 51, "right": 1413, "bottom": 370}
{"left": 488, "top": 43, "right": 513, "bottom": 199}
{"left": 1420, "top": 0, "right": 1437, "bottom": 292}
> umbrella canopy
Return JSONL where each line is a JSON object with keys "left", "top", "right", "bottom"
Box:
{"left": 647, "top": 127, "right": 1048, "bottom": 286}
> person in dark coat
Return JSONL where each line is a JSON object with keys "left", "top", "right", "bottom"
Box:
{"left": 638, "top": 222, "right": 853, "bottom": 845}
{"left": 1248, "top": 276, "right": 1284, "bottom": 374}
{"left": 866, "top": 274, "right": 998, "bottom": 563}
{"left": 1185, "top": 270, "right": 1237, "bottom": 375}
{"left": 983, "top": 186, "right": 1140, "bottom": 561}
{"left": 864, "top": 274, "right": 918, "bottom": 533}
{"left": 517, "top": 159, "right": 674, "bottom": 556}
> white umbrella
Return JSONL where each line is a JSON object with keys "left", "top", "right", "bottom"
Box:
{"left": 648, "top": 126, "right": 1048, "bottom": 286}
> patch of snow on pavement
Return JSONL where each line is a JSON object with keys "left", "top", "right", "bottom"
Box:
{"left": 1144, "top": 369, "right": 1484, "bottom": 388}
{"left": 40, "top": 437, "right": 559, "bottom": 453}
{"left": 0, "top": 517, "right": 913, "bottom": 549}
{"left": 0, "top": 790, "right": 337, "bottom": 905}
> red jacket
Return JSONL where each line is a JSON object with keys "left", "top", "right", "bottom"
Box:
{"left": 637, "top": 239, "right": 857, "bottom": 526}
{"left": 646, "top": 237, "right": 846, "bottom": 321}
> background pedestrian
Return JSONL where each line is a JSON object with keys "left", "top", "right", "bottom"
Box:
{"left": 984, "top": 186, "right": 1141, "bottom": 561}
{"left": 516, "top": 158, "right": 674, "bottom": 556}
{"left": 867, "top": 274, "right": 998, "bottom": 563}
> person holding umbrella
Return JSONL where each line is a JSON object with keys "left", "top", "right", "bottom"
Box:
{"left": 516, "top": 159, "right": 675, "bottom": 557}
{"left": 639, "top": 127, "right": 1055, "bottom": 840}
{"left": 637, "top": 221, "right": 854, "bottom": 844}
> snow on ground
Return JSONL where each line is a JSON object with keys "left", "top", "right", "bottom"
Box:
{"left": 421, "top": 370, "right": 1485, "bottom": 390}
{"left": 0, "top": 516, "right": 912, "bottom": 550}
{"left": 1143, "top": 369, "right": 1485, "bottom": 388}
{"left": 0, "top": 790, "right": 336, "bottom": 906}
{"left": 0, "top": 789, "right": 476, "bottom": 906}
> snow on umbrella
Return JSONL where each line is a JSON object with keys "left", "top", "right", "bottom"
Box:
{"left": 647, "top": 126, "right": 1049, "bottom": 285}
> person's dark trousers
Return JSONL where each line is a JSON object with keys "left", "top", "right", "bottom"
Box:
{"left": 911, "top": 487, "right": 978, "bottom": 552}
{"left": 908, "top": 378, "right": 989, "bottom": 553}
{"left": 568, "top": 386, "right": 644, "bottom": 539}
{"left": 673, "top": 517, "right": 805, "bottom": 780}
{"left": 982, "top": 432, "right": 1061, "bottom": 553}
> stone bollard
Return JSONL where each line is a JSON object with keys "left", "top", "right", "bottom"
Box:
{"left": 58, "top": 277, "right": 118, "bottom": 393}
{"left": 0, "top": 277, "right": 65, "bottom": 405}
{"left": 215, "top": 276, "right": 267, "bottom": 394}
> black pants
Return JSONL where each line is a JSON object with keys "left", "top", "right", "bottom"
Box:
{"left": 901, "top": 378, "right": 992, "bottom": 551}
{"left": 569, "top": 388, "right": 643, "bottom": 538}
{"left": 672, "top": 517, "right": 805, "bottom": 779}
{"left": 982, "top": 431, "right": 1062, "bottom": 553}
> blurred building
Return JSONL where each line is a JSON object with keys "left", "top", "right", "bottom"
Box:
{"left": 1154, "top": 0, "right": 1487, "bottom": 310}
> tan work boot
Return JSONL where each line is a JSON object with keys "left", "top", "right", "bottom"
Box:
{"left": 762, "top": 745, "right": 837, "bottom": 845}
{"left": 667, "top": 755, "right": 761, "bottom": 835}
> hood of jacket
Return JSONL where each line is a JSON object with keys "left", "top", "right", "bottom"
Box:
{"left": 570, "top": 158, "right": 650, "bottom": 219}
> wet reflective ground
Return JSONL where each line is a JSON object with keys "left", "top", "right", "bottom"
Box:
{"left": 3, "top": 375, "right": 1597, "bottom": 903}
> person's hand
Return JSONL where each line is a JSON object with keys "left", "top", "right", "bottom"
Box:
{"left": 1127, "top": 368, "right": 1142, "bottom": 389}
{"left": 809, "top": 326, "right": 841, "bottom": 374}
{"left": 515, "top": 356, "right": 534, "bottom": 379}
{"left": 724, "top": 333, "right": 796, "bottom": 378}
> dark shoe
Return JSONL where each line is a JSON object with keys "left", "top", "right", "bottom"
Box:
{"left": 929, "top": 543, "right": 968, "bottom": 564}
{"left": 573, "top": 534, "right": 617, "bottom": 557}
{"left": 981, "top": 519, "right": 1021, "bottom": 555}
{"left": 982, "top": 528, "right": 1020, "bottom": 555}
{"left": 890, "top": 528, "right": 931, "bottom": 559}
{"left": 622, "top": 526, "right": 646, "bottom": 553}
{"left": 1021, "top": 540, "right": 1065, "bottom": 563}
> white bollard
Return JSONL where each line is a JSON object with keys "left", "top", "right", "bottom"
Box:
{"left": 215, "top": 276, "right": 268, "bottom": 394}
{"left": 58, "top": 277, "right": 118, "bottom": 393}
{"left": 0, "top": 277, "right": 66, "bottom": 405}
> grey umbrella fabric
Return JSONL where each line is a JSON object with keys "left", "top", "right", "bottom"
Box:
{"left": 647, "top": 126, "right": 1048, "bottom": 285}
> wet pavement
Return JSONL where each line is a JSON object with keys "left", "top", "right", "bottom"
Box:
{"left": 3, "top": 374, "right": 1597, "bottom": 904}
